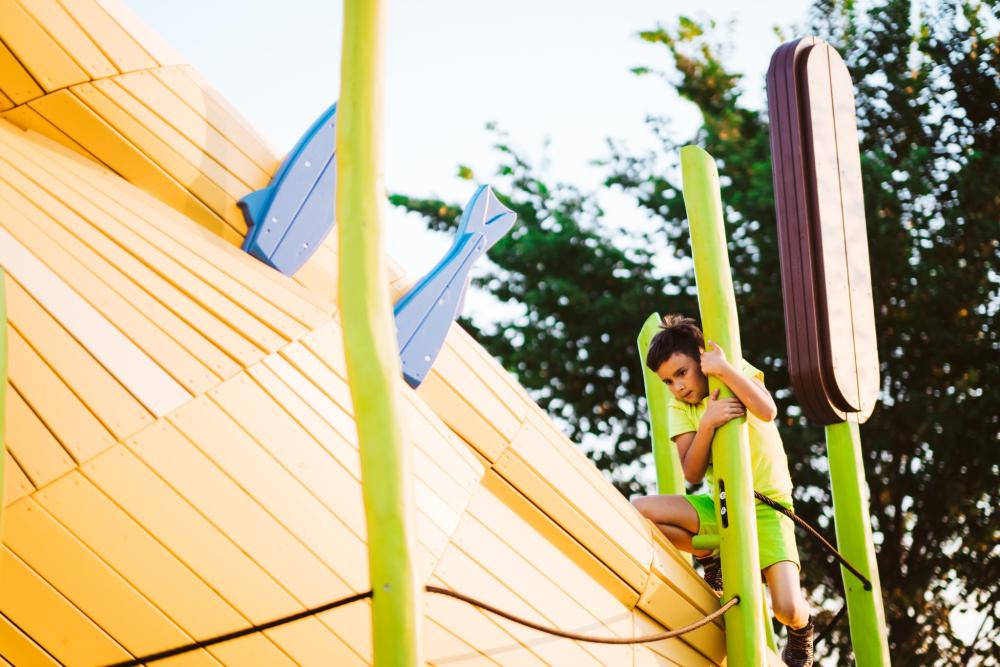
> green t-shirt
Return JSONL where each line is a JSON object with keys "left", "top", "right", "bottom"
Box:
{"left": 667, "top": 360, "right": 794, "bottom": 503}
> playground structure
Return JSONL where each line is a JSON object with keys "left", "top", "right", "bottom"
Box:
{"left": 0, "top": 1, "right": 890, "bottom": 665}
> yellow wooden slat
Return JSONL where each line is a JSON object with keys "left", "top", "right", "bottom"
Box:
{"left": 447, "top": 324, "right": 530, "bottom": 422}
{"left": 402, "top": 389, "right": 487, "bottom": 491}
{"left": 3, "top": 498, "right": 222, "bottom": 665}
{"left": 2, "top": 451, "right": 34, "bottom": 508}
{"left": 634, "top": 609, "right": 717, "bottom": 667}
{"left": 417, "top": 369, "right": 509, "bottom": 461}
{"left": 0, "top": 88, "right": 12, "bottom": 110}
{"left": 5, "top": 275, "right": 154, "bottom": 439}
{"left": 1, "top": 104, "right": 100, "bottom": 159}
{"left": 293, "top": 241, "right": 339, "bottom": 304}
{"left": 116, "top": 70, "right": 271, "bottom": 188}
{"left": 0, "top": 612, "right": 60, "bottom": 667}
{"left": 0, "top": 40, "right": 43, "bottom": 104}
{"left": 0, "top": 139, "right": 263, "bottom": 368}
{"left": 0, "top": 176, "right": 240, "bottom": 384}
{"left": 245, "top": 362, "right": 360, "bottom": 478}
{"left": 0, "top": 545, "right": 132, "bottom": 665}
{"left": 208, "top": 370, "right": 367, "bottom": 539}
{"left": 262, "top": 353, "right": 357, "bottom": 444}
{"left": 0, "top": 0, "right": 88, "bottom": 92}
{"left": 28, "top": 89, "right": 235, "bottom": 239}
{"left": 82, "top": 445, "right": 366, "bottom": 666}
{"left": 15, "top": 0, "right": 118, "bottom": 78}
{"left": 154, "top": 66, "right": 278, "bottom": 174}
{"left": 434, "top": 546, "right": 581, "bottom": 666}
{"left": 449, "top": 512, "right": 632, "bottom": 666}
{"left": 34, "top": 470, "right": 298, "bottom": 666}
{"left": 93, "top": 0, "right": 186, "bottom": 66}
{"left": 4, "top": 384, "right": 73, "bottom": 487}
{"left": 425, "top": 616, "right": 500, "bottom": 667}
{"left": 280, "top": 341, "right": 355, "bottom": 416}
{"left": 72, "top": 80, "right": 246, "bottom": 234}
{"left": 431, "top": 340, "right": 522, "bottom": 440}
{"left": 164, "top": 395, "right": 369, "bottom": 592}
{"left": 6, "top": 325, "right": 114, "bottom": 463}
{"left": 636, "top": 575, "right": 725, "bottom": 666}
{"left": 650, "top": 530, "right": 723, "bottom": 611}
{"left": 0, "top": 194, "right": 219, "bottom": 394}
{"left": 54, "top": 0, "right": 157, "bottom": 72}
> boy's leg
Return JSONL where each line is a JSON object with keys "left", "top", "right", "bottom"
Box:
{"left": 764, "top": 561, "right": 814, "bottom": 667}
{"left": 631, "top": 495, "right": 712, "bottom": 557}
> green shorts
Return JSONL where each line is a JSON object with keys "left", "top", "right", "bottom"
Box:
{"left": 685, "top": 493, "right": 800, "bottom": 570}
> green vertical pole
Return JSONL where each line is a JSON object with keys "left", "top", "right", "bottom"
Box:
{"left": 681, "top": 145, "right": 767, "bottom": 666}
{"left": 637, "top": 313, "right": 686, "bottom": 495}
{"left": 0, "top": 270, "right": 6, "bottom": 539}
{"left": 827, "top": 418, "right": 891, "bottom": 666}
{"left": 337, "top": 0, "right": 423, "bottom": 664}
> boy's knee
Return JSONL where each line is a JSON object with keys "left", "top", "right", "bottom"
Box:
{"left": 772, "top": 597, "right": 810, "bottom": 630}
{"left": 631, "top": 495, "right": 653, "bottom": 517}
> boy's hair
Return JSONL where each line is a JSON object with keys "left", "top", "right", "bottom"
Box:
{"left": 645, "top": 314, "right": 705, "bottom": 372}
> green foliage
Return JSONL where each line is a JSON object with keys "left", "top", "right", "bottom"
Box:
{"left": 392, "top": 0, "right": 999, "bottom": 662}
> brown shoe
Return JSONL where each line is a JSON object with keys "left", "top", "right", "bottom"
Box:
{"left": 696, "top": 554, "right": 723, "bottom": 593}
{"left": 781, "top": 618, "right": 814, "bottom": 667}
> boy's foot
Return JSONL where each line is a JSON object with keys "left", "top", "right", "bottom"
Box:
{"left": 696, "top": 554, "right": 723, "bottom": 593}
{"left": 781, "top": 618, "right": 814, "bottom": 667}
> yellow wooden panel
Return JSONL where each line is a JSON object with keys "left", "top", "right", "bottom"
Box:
{"left": 0, "top": 144, "right": 265, "bottom": 367}
{"left": 0, "top": 612, "right": 60, "bottom": 667}
{"left": 447, "top": 324, "right": 530, "bottom": 421}
{"left": 72, "top": 80, "right": 246, "bottom": 234}
{"left": 263, "top": 352, "right": 357, "bottom": 439}
{"left": 425, "top": 616, "right": 499, "bottom": 666}
{"left": 94, "top": 0, "right": 186, "bottom": 67}
{"left": 116, "top": 70, "right": 271, "bottom": 188}
{"left": 0, "top": 199, "right": 218, "bottom": 393}
{"left": 82, "top": 445, "right": 364, "bottom": 664}
{"left": 649, "top": 532, "right": 722, "bottom": 612}
{"left": 402, "top": 390, "right": 487, "bottom": 489}
{"left": 3, "top": 499, "right": 221, "bottom": 664}
{"left": 432, "top": 341, "right": 522, "bottom": 440}
{"left": 417, "top": 369, "right": 509, "bottom": 461}
{"left": 15, "top": 0, "right": 118, "bottom": 78}
{"left": 0, "top": 41, "right": 43, "bottom": 105}
{"left": 0, "top": 175, "right": 240, "bottom": 382}
{"left": 127, "top": 420, "right": 357, "bottom": 605}
{"left": 636, "top": 575, "right": 725, "bottom": 665}
{"left": 293, "top": 242, "right": 339, "bottom": 304}
{"left": 0, "top": 89, "right": 12, "bottom": 111}
{"left": 509, "top": 416, "right": 652, "bottom": 566}
{"left": 633, "top": 609, "right": 718, "bottom": 667}
{"left": 28, "top": 89, "right": 234, "bottom": 238}
{"left": 2, "top": 451, "right": 34, "bottom": 507}
{"left": 477, "top": 471, "right": 639, "bottom": 610}
{"left": 0, "top": 0, "right": 87, "bottom": 92}
{"left": 299, "top": 318, "right": 348, "bottom": 377}
{"left": 449, "top": 512, "right": 632, "bottom": 666}
{"left": 4, "top": 385, "right": 72, "bottom": 487}
{"left": 33, "top": 470, "right": 299, "bottom": 666}
{"left": 55, "top": 0, "right": 156, "bottom": 72}
{"left": 0, "top": 546, "right": 131, "bottom": 664}
{"left": 245, "top": 362, "right": 360, "bottom": 478}
{"left": 1, "top": 105, "right": 98, "bottom": 159}
{"left": 6, "top": 325, "right": 114, "bottom": 462}
{"left": 154, "top": 66, "right": 277, "bottom": 174}
{"left": 5, "top": 276, "right": 154, "bottom": 438}
{"left": 434, "top": 545, "right": 598, "bottom": 666}
{"left": 494, "top": 447, "right": 648, "bottom": 592}
{"left": 280, "top": 341, "right": 354, "bottom": 416}
{"left": 165, "top": 395, "right": 368, "bottom": 591}
{"left": 209, "top": 371, "right": 365, "bottom": 536}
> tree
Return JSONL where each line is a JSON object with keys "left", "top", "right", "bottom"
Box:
{"left": 391, "top": 1, "right": 999, "bottom": 662}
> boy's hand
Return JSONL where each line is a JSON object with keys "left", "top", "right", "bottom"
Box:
{"left": 700, "top": 340, "right": 731, "bottom": 377}
{"left": 701, "top": 388, "right": 746, "bottom": 429}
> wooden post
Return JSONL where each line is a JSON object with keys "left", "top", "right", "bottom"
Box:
{"left": 337, "top": 0, "right": 423, "bottom": 664}
{"left": 681, "top": 145, "right": 767, "bottom": 666}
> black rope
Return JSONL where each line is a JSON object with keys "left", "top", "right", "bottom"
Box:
{"left": 102, "top": 587, "right": 738, "bottom": 666}
{"left": 814, "top": 603, "right": 848, "bottom": 647}
{"left": 753, "top": 490, "right": 872, "bottom": 591}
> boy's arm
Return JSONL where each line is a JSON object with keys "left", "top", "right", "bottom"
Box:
{"left": 700, "top": 342, "right": 778, "bottom": 421}
{"left": 673, "top": 389, "right": 747, "bottom": 483}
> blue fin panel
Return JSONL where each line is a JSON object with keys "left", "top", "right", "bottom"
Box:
{"left": 394, "top": 185, "right": 516, "bottom": 388}
{"left": 239, "top": 103, "right": 338, "bottom": 275}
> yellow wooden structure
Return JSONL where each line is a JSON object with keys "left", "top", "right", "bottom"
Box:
{"left": 0, "top": 1, "right": 786, "bottom": 664}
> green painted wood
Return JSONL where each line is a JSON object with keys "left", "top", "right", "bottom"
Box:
{"left": 336, "top": 0, "right": 423, "bottom": 663}
{"left": 827, "top": 419, "right": 891, "bottom": 666}
{"left": 637, "top": 313, "right": 686, "bottom": 495}
{"left": 680, "top": 145, "right": 768, "bottom": 666}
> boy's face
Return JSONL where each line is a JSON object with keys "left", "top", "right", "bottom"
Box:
{"left": 656, "top": 352, "right": 709, "bottom": 405}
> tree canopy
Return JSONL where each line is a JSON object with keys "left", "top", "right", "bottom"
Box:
{"left": 391, "top": 0, "right": 999, "bottom": 662}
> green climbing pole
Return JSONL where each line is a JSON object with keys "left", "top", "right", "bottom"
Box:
{"left": 681, "top": 145, "right": 768, "bottom": 666}
{"left": 337, "top": 0, "right": 423, "bottom": 664}
{"left": 637, "top": 313, "right": 686, "bottom": 495}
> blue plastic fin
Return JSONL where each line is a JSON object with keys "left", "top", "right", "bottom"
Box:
{"left": 394, "top": 185, "right": 516, "bottom": 387}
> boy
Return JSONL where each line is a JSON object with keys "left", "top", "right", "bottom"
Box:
{"left": 631, "top": 314, "right": 814, "bottom": 666}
